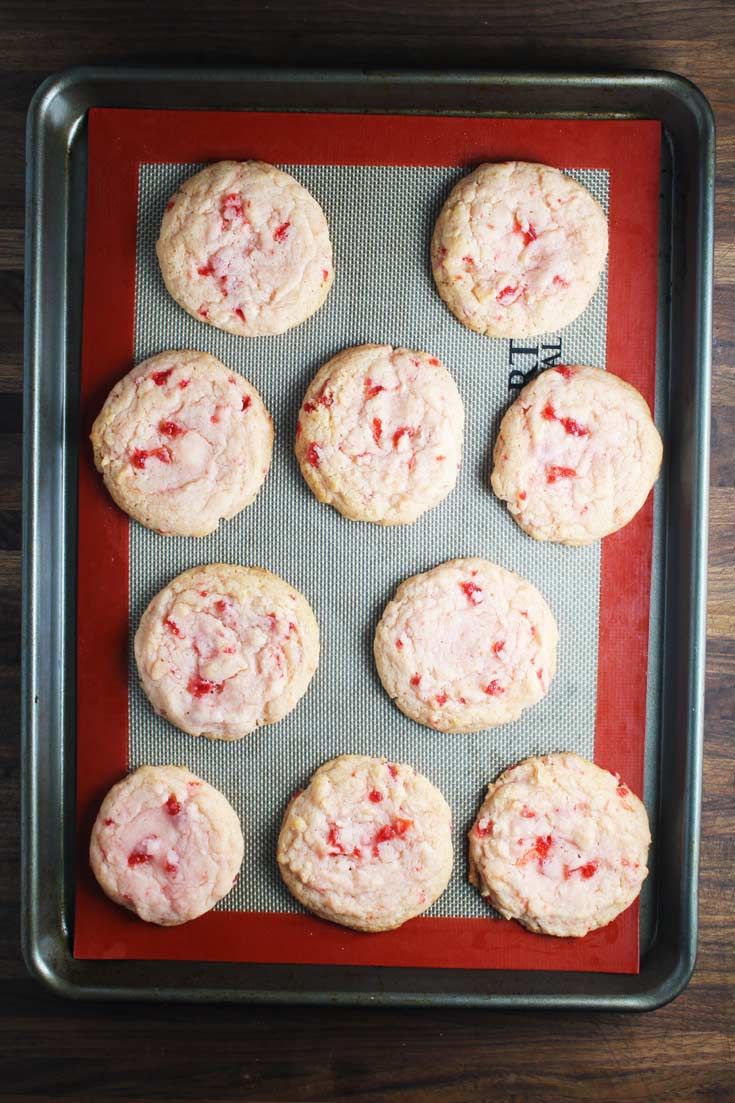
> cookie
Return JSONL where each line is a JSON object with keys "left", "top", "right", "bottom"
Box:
{"left": 295, "top": 344, "right": 464, "bottom": 525}
{"left": 374, "top": 557, "right": 557, "bottom": 732}
{"left": 431, "top": 161, "right": 608, "bottom": 338}
{"left": 89, "top": 765, "right": 243, "bottom": 926}
{"left": 90, "top": 350, "right": 274, "bottom": 537}
{"left": 468, "top": 753, "right": 651, "bottom": 938}
{"left": 134, "top": 564, "right": 319, "bottom": 740}
{"left": 157, "top": 161, "right": 334, "bottom": 337}
{"left": 491, "top": 364, "right": 663, "bottom": 545}
{"left": 277, "top": 755, "right": 453, "bottom": 932}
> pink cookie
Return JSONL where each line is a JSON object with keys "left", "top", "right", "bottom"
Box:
{"left": 157, "top": 161, "right": 334, "bottom": 337}
{"left": 374, "top": 557, "right": 558, "bottom": 732}
{"left": 295, "top": 343, "right": 464, "bottom": 524}
{"left": 277, "top": 755, "right": 453, "bottom": 932}
{"left": 491, "top": 364, "right": 663, "bottom": 545}
{"left": 431, "top": 161, "right": 608, "bottom": 338}
{"left": 134, "top": 564, "right": 320, "bottom": 741}
{"left": 89, "top": 765, "right": 244, "bottom": 926}
{"left": 91, "top": 349, "right": 273, "bottom": 536}
{"left": 468, "top": 753, "right": 651, "bottom": 938}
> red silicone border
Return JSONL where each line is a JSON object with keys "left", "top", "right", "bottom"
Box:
{"left": 75, "top": 109, "right": 660, "bottom": 972}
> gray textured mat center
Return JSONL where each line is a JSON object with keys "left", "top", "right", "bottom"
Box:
{"left": 130, "top": 163, "right": 608, "bottom": 917}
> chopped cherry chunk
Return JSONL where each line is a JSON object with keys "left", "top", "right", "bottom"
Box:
{"left": 165, "top": 794, "right": 181, "bottom": 816}
{"left": 326, "top": 824, "right": 360, "bottom": 859}
{"left": 368, "top": 789, "right": 384, "bottom": 803}
{"left": 364, "top": 377, "right": 385, "bottom": 399}
{"left": 372, "top": 417, "right": 383, "bottom": 445}
{"left": 273, "top": 220, "right": 291, "bottom": 242}
{"left": 221, "top": 192, "right": 244, "bottom": 229}
{"left": 306, "top": 443, "right": 321, "bottom": 467}
{"left": 372, "top": 817, "right": 412, "bottom": 854}
{"left": 460, "top": 581, "right": 483, "bottom": 604}
{"left": 484, "top": 680, "right": 504, "bottom": 696}
{"left": 541, "top": 401, "right": 589, "bottom": 437}
{"left": 546, "top": 464, "right": 577, "bottom": 484}
{"left": 164, "top": 618, "right": 183, "bottom": 638}
{"left": 559, "top": 415, "right": 589, "bottom": 437}
{"left": 475, "top": 819, "right": 493, "bottom": 838}
{"left": 514, "top": 217, "right": 537, "bottom": 246}
{"left": 151, "top": 369, "right": 173, "bottom": 386}
{"left": 496, "top": 284, "right": 523, "bottom": 306}
{"left": 535, "top": 835, "right": 552, "bottom": 859}
{"left": 187, "top": 675, "right": 224, "bottom": 698}
{"left": 127, "top": 848, "right": 152, "bottom": 867}
{"left": 159, "top": 420, "right": 185, "bottom": 439}
{"left": 131, "top": 446, "right": 172, "bottom": 470}
{"left": 565, "top": 860, "right": 598, "bottom": 880}
{"left": 392, "top": 426, "right": 415, "bottom": 450}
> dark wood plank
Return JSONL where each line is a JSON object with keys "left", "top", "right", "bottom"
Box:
{"left": 0, "top": 2, "right": 733, "bottom": 1100}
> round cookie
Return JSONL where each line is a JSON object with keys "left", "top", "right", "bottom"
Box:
{"left": 157, "top": 160, "right": 334, "bottom": 337}
{"left": 89, "top": 765, "right": 244, "bottom": 926}
{"left": 491, "top": 364, "right": 663, "bottom": 545}
{"left": 277, "top": 755, "right": 453, "bottom": 932}
{"left": 431, "top": 161, "right": 608, "bottom": 338}
{"left": 295, "top": 344, "right": 464, "bottom": 525}
{"left": 374, "top": 557, "right": 557, "bottom": 732}
{"left": 134, "top": 564, "right": 319, "bottom": 740}
{"left": 468, "top": 753, "right": 651, "bottom": 937}
{"left": 90, "top": 350, "right": 274, "bottom": 537}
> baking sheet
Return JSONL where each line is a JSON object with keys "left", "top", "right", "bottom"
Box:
{"left": 73, "top": 108, "right": 661, "bottom": 973}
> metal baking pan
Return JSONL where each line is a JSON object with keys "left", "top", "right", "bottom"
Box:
{"left": 22, "top": 67, "right": 713, "bottom": 1009}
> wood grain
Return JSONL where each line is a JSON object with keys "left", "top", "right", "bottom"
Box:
{"left": 1, "top": 2, "right": 733, "bottom": 1100}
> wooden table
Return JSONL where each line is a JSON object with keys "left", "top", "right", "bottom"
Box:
{"left": 1, "top": 3, "right": 732, "bottom": 1099}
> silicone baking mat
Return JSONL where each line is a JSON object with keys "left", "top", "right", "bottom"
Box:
{"left": 74, "top": 109, "right": 660, "bottom": 972}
